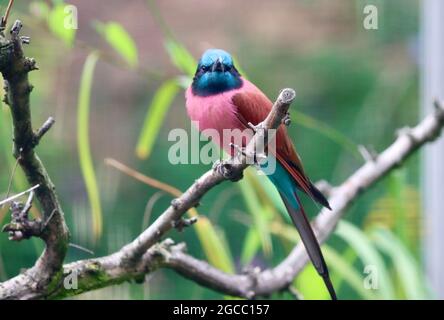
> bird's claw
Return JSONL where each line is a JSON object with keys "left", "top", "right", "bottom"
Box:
{"left": 253, "top": 152, "right": 268, "bottom": 165}
{"left": 212, "top": 159, "right": 243, "bottom": 182}
{"left": 247, "top": 122, "right": 258, "bottom": 132}
{"left": 229, "top": 142, "right": 267, "bottom": 168}
{"left": 229, "top": 143, "right": 246, "bottom": 158}
{"left": 282, "top": 112, "right": 291, "bottom": 126}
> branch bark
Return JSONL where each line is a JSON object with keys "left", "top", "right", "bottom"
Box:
{"left": 0, "top": 21, "right": 69, "bottom": 300}
{"left": 161, "top": 100, "right": 444, "bottom": 297}
{"left": 43, "top": 100, "right": 444, "bottom": 299}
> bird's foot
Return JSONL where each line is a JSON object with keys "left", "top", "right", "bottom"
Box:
{"left": 282, "top": 112, "right": 291, "bottom": 126}
{"left": 229, "top": 142, "right": 247, "bottom": 158}
{"left": 247, "top": 122, "right": 267, "bottom": 133}
{"left": 212, "top": 159, "right": 243, "bottom": 182}
{"left": 229, "top": 142, "right": 267, "bottom": 168}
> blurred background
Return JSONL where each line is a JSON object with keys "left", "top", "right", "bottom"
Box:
{"left": 0, "top": 0, "right": 441, "bottom": 299}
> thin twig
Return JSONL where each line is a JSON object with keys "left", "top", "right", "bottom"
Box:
{"left": 34, "top": 117, "right": 55, "bottom": 144}
{"left": 68, "top": 243, "right": 94, "bottom": 256}
{"left": 105, "top": 158, "right": 182, "bottom": 196}
{"left": 142, "top": 192, "right": 165, "bottom": 231}
{"left": 0, "top": 184, "right": 40, "bottom": 207}
{"left": 105, "top": 157, "right": 202, "bottom": 230}
{"left": 1, "top": 0, "right": 15, "bottom": 28}
{"left": 41, "top": 209, "right": 56, "bottom": 231}
{"left": 2, "top": 157, "right": 19, "bottom": 207}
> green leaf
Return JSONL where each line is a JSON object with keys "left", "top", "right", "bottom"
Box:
{"left": 95, "top": 22, "right": 138, "bottom": 68}
{"left": 296, "top": 263, "right": 329, "bottom": 300}
{"left": 195, "top": 216, "right": 235, "bottom": 273}
{"left": 47, "top": 3, "right": 76, "bottom": 46}
{"left": 372, "top": 227, "right": 430, "bottom": 299}
{"left": 322, "top": 245, "right": 378, "bottom": 300}
{"left": 171, "top": 205, "right": 234, "bottom": 273}
{"left": 175, "top": 75, "right": 192, "bottom": 90}
{"left": 269, "top": 221, "right": 377, "bottom": 299}
{"left": 335, "top": 221, "right": 395, "bottom": 299}
{"left": 238, "top": 169, "right": 273, "bottom": 257}
{"left": 77, "top": 51, "right": 103, "bottom": 240}
{"left": 164, "top": 38, "right": 196, "bottom": 76}
{"left": 240, "top": 228, "right": 261, "bottom": 265}
{"left": 135, "top": 79, "right": 180, "bottom": 159}
{"left": 387, "top": 169, "right": 409, "bottom": 246}
{"left": 330, "top": 245, "right": 358, "bottom": 294}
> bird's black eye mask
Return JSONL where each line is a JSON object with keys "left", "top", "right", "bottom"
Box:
{"left": 193, "top": 62, "right": 239, "bottom": 78}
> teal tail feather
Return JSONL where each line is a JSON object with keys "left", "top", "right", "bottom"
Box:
{"left": 265, "top": 161, "right": 337, "bottom": 300}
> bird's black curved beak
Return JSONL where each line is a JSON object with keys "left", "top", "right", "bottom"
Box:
{"left": 211, "top": 58, "right": 225, "bottom": 72}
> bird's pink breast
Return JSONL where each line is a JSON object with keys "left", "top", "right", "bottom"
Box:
{"left": 185, "top": 79, "right": 257, "bottom": 152}
{"left": 185, "top": 87, "right": 241, "bottom": 133}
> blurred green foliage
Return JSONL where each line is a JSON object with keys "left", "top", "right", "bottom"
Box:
{"left": 95, "top": 21, "right": 138, "bottom": 68}
{"left": 0, "top": 0, "right": 426, "bottom": 300}
{"left": 77, "top": 51, "right": 102, "bottom": 240}
{"left": 48, "top": 3, "right": 76, "bottom": 46}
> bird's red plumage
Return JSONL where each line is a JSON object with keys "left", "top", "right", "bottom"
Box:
{"left": 186, "top": 77, "right": 329, "bottom": 208}
{"left": 231, "top": 85, "right": 316, "bottom": 200}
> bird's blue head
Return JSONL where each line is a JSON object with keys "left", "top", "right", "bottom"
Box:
{"left": 192, "top": 49, "right": 242, "bottom": 96}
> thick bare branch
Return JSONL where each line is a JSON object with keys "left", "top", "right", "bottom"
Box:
{"left": 159, "top": 99, "right": 444, "bottom": 298}
{"left": 46, "top": 99, "right": 444, "bottom": 299}
{"left": 0, "top": 21, "right": 69, "bottom": 300}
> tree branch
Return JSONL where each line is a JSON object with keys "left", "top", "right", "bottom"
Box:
{"left": 48, "top": 99, "right": 444, "bottom": 299}
{"left": 158, "top": 99, "right": 444, "bottom": 298}
{"left": 0, "top": 21, "right": 69, "bottom": 300}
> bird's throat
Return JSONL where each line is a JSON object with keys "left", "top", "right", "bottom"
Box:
{"left": 192, "top": 73, "right": 242, "bottom": 97}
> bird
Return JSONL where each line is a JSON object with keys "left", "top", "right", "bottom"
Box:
{"left": 185, "top": 48, "right": 337, "bottom": 300}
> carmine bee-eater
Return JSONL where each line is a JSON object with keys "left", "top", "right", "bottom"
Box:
{"left": 185, "top": 49, "right": 337, "bottom": 300}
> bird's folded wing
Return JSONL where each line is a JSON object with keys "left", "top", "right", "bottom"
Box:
{"left": 232, "top": 90, "right": 330, "bottom": 208}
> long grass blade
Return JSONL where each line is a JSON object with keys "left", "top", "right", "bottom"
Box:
{"left": 77, "top": 51, "right": 103, "bottom": 240}
{"left": 136, "top": 79, "right": 180, "bottom": 159}
{"left": 372, "top": 227, "right": 430, "bottom": 299}
{"left": 335, "top": 220, "right": 395, "bottom": 299}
